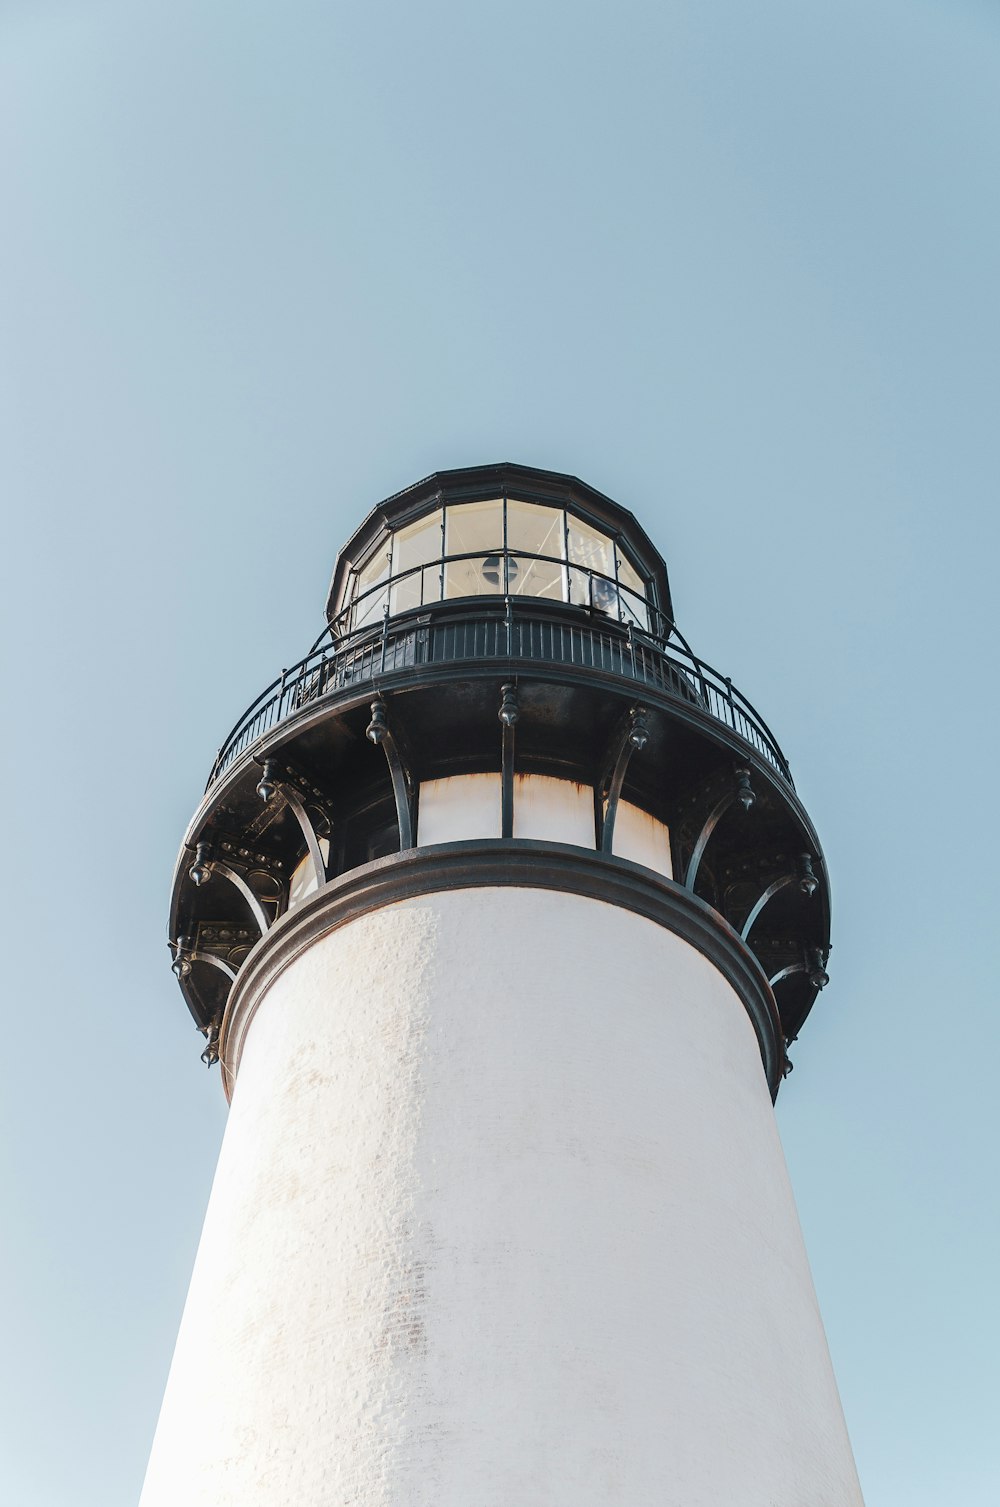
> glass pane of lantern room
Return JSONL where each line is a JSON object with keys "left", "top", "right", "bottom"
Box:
{"left": 506, "top": 500, "right": 566, "bottom": 601}
{"left": 566, "top": 516, "right": 616, "bottom": 612}
{"left": 616, "top": 550, "right": 650, "bottom": 630}
{"left": 444, "top": 499, "right": 505, "bottom": 598}
{"left": 352, "top": 545, "right": 391, "bottom": 630}
{"left": 390, "top": 509, "right": 442, "bottom": 615}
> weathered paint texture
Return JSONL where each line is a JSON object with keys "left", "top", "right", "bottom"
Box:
{"left": 610, "top": 796, "right": 673, "bottom": 878}
{"left": 141, "top": 888, "right": 862, "bottom": 1506}
{"left": 417, "top": 771, "right": 502, "bottom": 845}
{"left": 416, "top": 772, "right": 672, "bottom": 877}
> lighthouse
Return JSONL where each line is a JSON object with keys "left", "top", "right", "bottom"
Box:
{"left": 143, "top": 462, "right": 863, "bottom": 1505}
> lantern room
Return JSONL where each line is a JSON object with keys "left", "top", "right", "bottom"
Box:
{"left": 326, "top": 464, "right": 674, "bottom": 636}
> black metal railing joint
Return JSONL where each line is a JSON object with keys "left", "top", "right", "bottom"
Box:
{"left": 206, "top": 600, "right": 793, "bottom": 791}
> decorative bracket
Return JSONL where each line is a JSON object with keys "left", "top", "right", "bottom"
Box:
{"left": 684, "top": 764, "right": 756, "bottom": 892}
{"left": 596, "top": 705, "right": 650, "bottom": 854}
{"left": 740, "top": 853, "right": 819, "bottom": 942}
{"left": 499, "top": 683, "right": 519, "bottom": 838}
{"left": 170, "top": 936, "right": 237, "bottom": 984}
{"left": 769, "top": 945, "right": 830, "bottom": 992}
{"left": 366, "top": 699, "right": 415, "bottom": 850}
{"left": 187, "top": 842, "right": 272, "bottom": 936}
{"left": 170, "top": 937, "right": 236, "bottom": 1066}
{"left": 200, "top": 1016, "right": 221, "bottom": 1068}
{"left": 808, "top": 946, "right": 830, "bottom": 990}
{"left": 256, "top": 758, "right": 330, "bottom": 891}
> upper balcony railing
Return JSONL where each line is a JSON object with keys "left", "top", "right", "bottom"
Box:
{"left": 207, "top": 551, "right": 792, "bottom": 789}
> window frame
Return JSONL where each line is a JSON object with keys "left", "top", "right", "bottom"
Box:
{"left": 346, "top": 494, "right": 655, "bottom": 633}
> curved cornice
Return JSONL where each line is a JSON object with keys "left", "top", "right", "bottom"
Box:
{"left": 219, "top": 840, "right": 785, "bottom": 1104}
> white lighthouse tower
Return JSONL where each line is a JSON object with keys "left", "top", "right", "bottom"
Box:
{"left": 143, "top": 463, "right": 863, "bottom": 1506}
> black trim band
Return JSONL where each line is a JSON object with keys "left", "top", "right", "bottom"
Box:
{"left": 220, "top": 840, "right": 784, "bottom": 1102}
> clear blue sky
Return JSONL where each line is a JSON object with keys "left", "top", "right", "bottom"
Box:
{"left": 1, "top": 2, "right": 997, "bottom": 1502}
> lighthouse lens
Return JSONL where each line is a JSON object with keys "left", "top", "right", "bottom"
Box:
{"left": 567, "top": 517, "right": 615, "bottom": 592}
{"left": 352, "top": 549, "right": 391, "bottom": 629}
{"left": 345, "top": 495, "right": 653, "bottom": 632}
{"left": 506, "top": 501, "right": 565, "bottom": 600}
{"left": 444, "top": 499, "right": 505, "bottom": 597}
{"left": 616, "top": 553, "right": 650, "bottom": 630}
{"left": 390, "top": 510, "right": 443, "bottom": 615}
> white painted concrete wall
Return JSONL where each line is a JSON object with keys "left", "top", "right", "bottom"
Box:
{"left": 416, "top": 772, "right": 672, "bottom": 878}
{"left": 418, "top": 771, "right": 501, "bottom": 844}
{"left": 613, "top": 798, "right": 673, "bottom": 878}
{"left": 512, "top": 772, "right": 594, "bottom": 845}
{"left": 141, "top": 887, "right": 862, "bottom": 1507}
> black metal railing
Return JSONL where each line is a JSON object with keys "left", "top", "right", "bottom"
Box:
{"left": 207, "top": 597, "right": 792, "bottom": 790}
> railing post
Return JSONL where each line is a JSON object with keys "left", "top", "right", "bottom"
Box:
{"left": 380, "top": 606, "right": 389, "bottom": 675}
{"left": 627, "top": 620, "right": 637, "bottom": 680}
{"left": 505, "top": 594, "right": 513, "bottom": 658}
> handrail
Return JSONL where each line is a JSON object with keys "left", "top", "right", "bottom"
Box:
{"left": 332, "top": 546, "right": 672, "bottom": 639}
{"left": 206, "top": 599, "right": 792, "bottom": 790}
